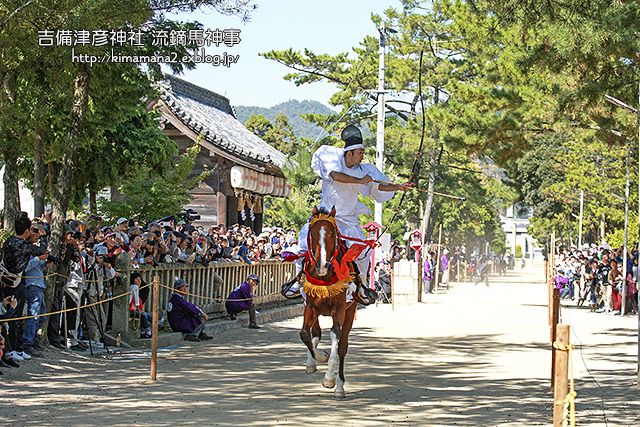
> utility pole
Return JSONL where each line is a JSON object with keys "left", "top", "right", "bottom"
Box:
{"left": 375, "top": 22, "right": 387, "bottom": 226}
{"left": 622, "top": 142, "right": 630, "bottom": 315}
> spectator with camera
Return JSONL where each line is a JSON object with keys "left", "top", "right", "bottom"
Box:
{"left": 114, "top": 217, "right": 130, "bottom": 248}
{"left": 22, "top": 225, "right": 56, "bottom": 357}
{"left": 84, "top": 245, "right": 117, "bottom": 345}
{"left": 175, "top": 235, "right": 197, "bottom": 263}
{"left": 237, "top": 236, "right": 257, "bottom": 265}
{"left": 129, "top": 234, "right": 154, "bottom": 267}
{"left": 47, "top": 224, "right": 75, "bottom": 349}
{"left": 63, "top": 231, "right": 89, "bottom": 351}
{"left": 1, "top": 212, "right": 49, "bottom": 361}
{"left": 99, "top": 232, "right": 124, "bottom": 260}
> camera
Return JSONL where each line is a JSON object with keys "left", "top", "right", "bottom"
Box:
{"left": 149, "top": 255, "right": 159, "bottom": 267}
{"left": 177, "top": 209, "right": 201, "bottom": 223}
{"left": 153, "top": 230, "right": 161, "bottom": 237}
{"left": 46, "top": 254, "right": 61, "bottom": 264}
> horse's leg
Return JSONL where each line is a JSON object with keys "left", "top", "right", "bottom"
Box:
{"left": 334, "top": 302, "right": 356, "bottom": 399}
{"left": 306, "top": 318, "right": 327, "bottom": 373}
{"left": 301, "top": 305, "right": 327, "bottom": 373}
{"left": 322, "top": 307, "right": 345, "bottom": 389}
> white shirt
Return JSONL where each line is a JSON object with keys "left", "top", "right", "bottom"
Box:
{"left": 311, "top": 145, "right": 394, "bottom": 218}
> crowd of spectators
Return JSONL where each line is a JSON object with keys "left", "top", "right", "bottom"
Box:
{"left": 554, "top": 242, "right": 639, "bottom": 315}
{"left": 0, "top": 210, "right": 299, "bottom": 373}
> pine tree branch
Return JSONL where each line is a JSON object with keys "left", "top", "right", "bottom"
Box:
{"left": 0, "top": 0, "right": 36, "bottom": 33}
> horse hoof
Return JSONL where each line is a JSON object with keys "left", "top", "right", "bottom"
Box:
{"left": 322, "top": 378, "right": 336, "bottom": 389}
{"left": 306, "top": 365, "right": 317, "bottom": 374}
{"left": 334, "top": 391, "right": 345, "bottom": 399}
{"left": 317, "top": 351, "right": 329, "bottom": 363}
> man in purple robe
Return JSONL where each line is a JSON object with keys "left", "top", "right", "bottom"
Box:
{"left": 226, "top": 274, "right": 260, "bottom": 329}
{"left": 167, "top": 279, "right": 213, "bottom": 342}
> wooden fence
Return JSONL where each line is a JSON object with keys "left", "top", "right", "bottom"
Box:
{"left": 124, "top": 260, "right": 297, "bottom": 317}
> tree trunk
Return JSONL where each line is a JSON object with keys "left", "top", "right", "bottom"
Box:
{"left": 89, "top": 187, "right": 97, "bottom": 213}
{"left": 2, "top": 149, "right": 20, "bottom": 232}
{"left": 47, "top": 162, "right": 55, "bottom": 202}
{"left": 48, "top": 67, "right": 90, "bottom": 254}
{"left": 34, "top": 128, "right": 45, "bottom": 217}
{"left": 423, "top": 144, "right": 444, "bottom": 242}
{"left": 43, "top": 67, "right": 90, "bottom": 344}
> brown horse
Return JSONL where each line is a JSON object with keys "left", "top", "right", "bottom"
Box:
{"left": 300, "top": 206, "right": 358, "bottom": 399}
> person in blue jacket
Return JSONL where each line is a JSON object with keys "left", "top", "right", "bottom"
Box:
{"left": 226, "top": 274, "right": 260, "bottom": 329}
{"left": 167, "top": 279, "right": 213, "bottom": 342}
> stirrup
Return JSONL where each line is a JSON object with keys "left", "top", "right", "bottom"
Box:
{"left": 281, "top": 273, "right": 303, "bottom": 299}
{"left": 354, "top": 286, "right": 377, "bottom": 306}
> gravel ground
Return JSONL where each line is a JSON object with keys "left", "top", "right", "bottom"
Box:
{"left": 2, "top": 265, "right": 639, "bottom": 426}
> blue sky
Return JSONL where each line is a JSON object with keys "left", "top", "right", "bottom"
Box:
{"left": 167, "top": 0, "right": 400, "bottom": 108}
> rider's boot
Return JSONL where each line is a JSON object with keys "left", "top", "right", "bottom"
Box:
{"left": 353, "top": 273, "right": 377, "bottom": 306}
{"left": 281, "top": 271, "right": 304, "bottom": 299}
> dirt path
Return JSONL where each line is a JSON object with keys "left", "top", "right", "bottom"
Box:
{"left": 3, "top": 266, "right": 639, "bottom": 426}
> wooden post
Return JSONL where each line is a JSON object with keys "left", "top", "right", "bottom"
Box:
{"left": 446, "top": 262, "right": 451, "bottom": 290}
{"left": 434, "top": 225, "right": 442, "bottom": 296}
{"left": 150, "top": 275, "right": 160, "bottom": 381}
{"left": 464, "top": 260, "right": 467, "bottom": 282}
{"left": 548, "top": 231, "right": 556, "bottom": 334}
{"left": 545, "top": 259, "right": 549, "bottom": 284}
{"left": 551, "top": 288, "right": 560, "bottom": 391}
{"left": 553, "top": 324, "right": 570, "bottom": 427}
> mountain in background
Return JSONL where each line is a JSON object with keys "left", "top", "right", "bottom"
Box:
{"left": 234, "top": 100, "right": 335, "bottom": 140}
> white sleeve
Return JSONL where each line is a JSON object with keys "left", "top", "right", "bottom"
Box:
{"left": 359, "top": 164, "right": 395, "bottom": 203}
{"left": 311, "top": 146, "right": 343, "bottom": 181}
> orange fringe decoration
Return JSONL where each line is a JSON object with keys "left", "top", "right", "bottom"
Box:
{"left": 302, "top": 274, "right": 355, "bottom": 298}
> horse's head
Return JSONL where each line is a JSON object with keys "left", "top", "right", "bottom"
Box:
{"left": 308, "top": 206, "right": 338, "bottom": 277}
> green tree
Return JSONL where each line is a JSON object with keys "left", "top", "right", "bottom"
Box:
{"left": 98, "top": 140, "right": 213, "bottom": 223}
{"left": 246, "top": 112, "right": 298, "bottom": 156}
{"left": 263, "top": 142, "right": 319, "bottom": 230}
{"left": 262, "top": 0, "right": 512, "bottom": 248}
{"left": 515, "top": 244, "right": 523, "bottom": 259}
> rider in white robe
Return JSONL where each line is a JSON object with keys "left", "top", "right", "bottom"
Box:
{"left": 284, "top": 125, "right": 410, "bottom": 303}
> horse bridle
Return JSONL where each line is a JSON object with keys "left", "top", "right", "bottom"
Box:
{"left": 307, "top": 213, "right": 340, "bottom": 268}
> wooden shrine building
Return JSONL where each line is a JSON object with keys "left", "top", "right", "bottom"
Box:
{"left": 149, "top": 75, "right": 289, "bottom": 232}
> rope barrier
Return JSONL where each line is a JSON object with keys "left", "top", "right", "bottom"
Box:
{"left": 553, "top": 341, "right": 577, "bottom": 427}
{"left": 156, "top": 281, "right": 280, "bottom": 302}
{"left": 0, "top": 271, "right": 122, "bottom": 284}
{"left": 1, "top": 268, "right": 289, "bottom": 323}
{"left": 0, "top": 282, "right": 152, "bottom": 323}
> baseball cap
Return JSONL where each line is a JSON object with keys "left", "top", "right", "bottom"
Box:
{"left": 174, "top": 278, "right": 189, "bottom": 289}
{"left": 116, "top": 217, "right": 128, "bottom": 225}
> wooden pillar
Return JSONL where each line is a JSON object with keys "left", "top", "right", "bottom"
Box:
{"left": 113, "top": 252, "right": 132, "bottom": 342}
{"left": 150, "top": 276, "right": 159, "bottom": 380}
{"left": 217, "top": 191, "right": 227, "bottom": 226}
{"left": 553, "top": 324, "right": 571, "bottom": 426}
{"left": 434, "top": 225, "right": 442, "bottom": 296}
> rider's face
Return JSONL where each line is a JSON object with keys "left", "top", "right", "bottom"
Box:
{"left": 346, "top": 148, "right": 365, "bottom": 166}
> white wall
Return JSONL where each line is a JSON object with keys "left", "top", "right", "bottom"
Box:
{"left": 0, "top": 165, "right": 35, "bottom": 219}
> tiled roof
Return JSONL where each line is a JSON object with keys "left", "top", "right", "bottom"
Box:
{"left": 158, "top": 75, "right": 286, "bottom": 168}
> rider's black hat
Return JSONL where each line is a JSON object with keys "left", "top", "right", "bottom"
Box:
{"left": 341, "top": 124, "right": 365, "bottom": 151}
